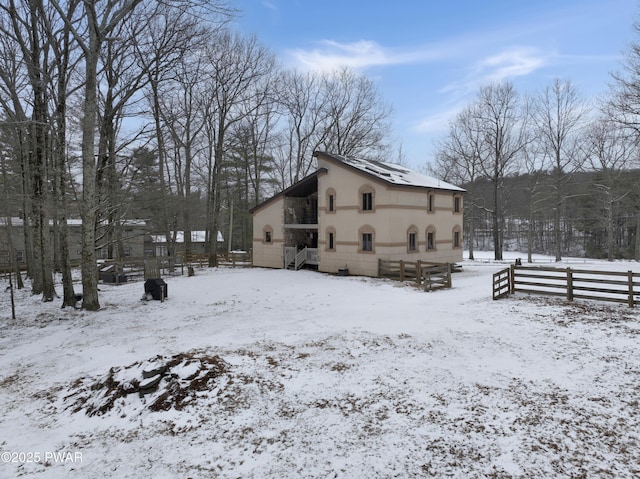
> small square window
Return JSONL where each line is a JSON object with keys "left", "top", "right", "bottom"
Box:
{"left": 362, "top": 233, "right": 373, "bottom": 252}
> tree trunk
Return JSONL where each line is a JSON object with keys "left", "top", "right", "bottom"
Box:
{"left": 467, "top": 200, "right": 475, "bottom": 260}
{"left": 80, "top": 16, "right": 100, "bottom": 311}
{"left": 492, "top": 177, "right": 502, "bottom": 261}
{"left": 554, "top": 192, "right": 562, "bottom": 262}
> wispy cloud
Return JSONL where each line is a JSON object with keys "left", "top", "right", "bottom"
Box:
{"left": 261, "top": 0, "right": 277, "bottom": 11}
{"left": 413, "top": 103, "right": 467, "bottom": 135}
{"left": 287, "top": 40, "right": 449, "bottom": 72}
{"left": 441, "top": 47, "right": 549, "bottom": 97}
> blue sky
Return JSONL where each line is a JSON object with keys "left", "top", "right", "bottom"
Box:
{"left": 231, "top": 0, "right": 638, "bottom": 169}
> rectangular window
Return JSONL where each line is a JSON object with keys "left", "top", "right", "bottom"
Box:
{"left": 329, "top": 232, "right": 334, "bottom": 250}
{"left": 329, "top": 195, "right": 335, "bottom": 212}
{"left": 362, "top": 233, "right": 373, "bottom": 252}
{"left": 427, "top": 232, "right": 435, "bottom": 250}
{"left": 16, "top": 250, "right": 24, "bottom": 263}
{"left": 362, "top": 192, "right": 373, "bottom": 211}
{"left": 265, "top": 231, "right": 272, "bottom": 243}
{"left": 454, "top": 231, "right": 460, "bottom": 248}
{"left": 454, "top": 196, "right": 461, "bottom": 213}
{"left": 124, "top": 247, "right": 131, "bottom": 257}
{"left": 428, "top": 193, "right": 434, "bottom": 213}
{"left": 408, "top": 232, "right": 416, "bottom": 252}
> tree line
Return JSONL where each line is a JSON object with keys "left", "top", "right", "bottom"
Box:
{"left": 431, "top": 46, "right": 640, "bottom": 262}
{"left": 0, "top": 0, "right": 393, "bottom": 309}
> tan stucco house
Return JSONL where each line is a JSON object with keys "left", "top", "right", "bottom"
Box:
{"left": 251, "top": 151, "right": 465, "bottom": 277}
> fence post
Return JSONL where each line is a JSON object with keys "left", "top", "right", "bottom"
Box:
{"left": 510, "top": 264, "right": 515, "bottom": 294}
{"left": 423, "top": 268, "right": 431, "bottom": 292}
{"left": 629, "top": 271, "right": 635, "bottom": 308}
{"left": 567, "top": 267, "right": 573, "bottom": 302}
{"left": 400, "top": 260, "right": 405, "bottom": 282}
{"left": 416, "top": 260, "right": 421, "bottom": 287}
{"left": 446, "top": 263, "right": 452, "bottom": 288}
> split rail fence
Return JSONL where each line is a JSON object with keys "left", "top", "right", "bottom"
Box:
{"left": 493, "top": 264, "right": 640, "bottom": 308}
{"left": 378, "top": 259, "right": 452, "bottom": 292}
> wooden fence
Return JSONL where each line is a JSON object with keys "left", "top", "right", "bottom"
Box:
{"left": 98, "top": 257, "right": 187, "bottom": 284}
{"left": 378, "top": 259, "right": 452, "bottom": 292}
{"left": 492, "top": 268, "right": 512, "bottom": 300}
{"left": 493, "top": 264, "right": 640, "bottom": 307}
{"left": 98, "top": 251, "right": 253, "bottom": 284}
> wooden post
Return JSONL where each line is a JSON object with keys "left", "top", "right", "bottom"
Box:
{"left": 510, "top": 264, "right": 515, "bottom": 294}
{"left": 446, "top": 263, "right": 452, "bottom": 288}
{"left": 416, "top": 260, "right": 421, "bottom": 286}
{"left": 566, "top": 267, "right": 573, "bottom": 302}
{"left": 423, "top": 268, "right": 431, "bottom": 292}
{"left": 629, "top": 271, "right": 635, "bottom": 308}
{"left": 400, "top": 260, "right": 405, "bottom": 282}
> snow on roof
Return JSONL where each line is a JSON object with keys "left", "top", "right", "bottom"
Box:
{"left": 317, "top": 152, "right": 465, "bottom": 192}
{"left": 150, "top": 231, "right": 224, "bottom": 243}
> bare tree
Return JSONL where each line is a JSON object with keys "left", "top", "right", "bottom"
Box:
{"left": 533, "top": 79, "right": 589, "bottom": 262}
{"left": 607, "top": 15, "right": 640, "bottom": 260}
{"left": 135, "top": 3, "right": 210, "bottom": 261}
{"left": 431, "top": 104, "right": 483, "bottom": 260}
{"left": 519, "top": 130, "right": 547, "bottom": 263}
{"left": 476, "top": 82, "right": 531, "bottom": 260}
{"left": 583, "top": 116, "right": 637, "bottom": 260}
{"left": 275, "top": 69, "right": 328, "bottom": 186}
{"left": 201, "top": 31, "right": 276, "bottom": 266}
{"left": 0, "top": 0, "right": 59, "bottom": 301}
{"left": 609, "top": 17, "right": 640, "bottom": 136}
{"left": 320, "top": 67, "right": 392, "bottom": 159}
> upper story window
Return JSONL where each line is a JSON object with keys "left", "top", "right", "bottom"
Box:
{"left": 362, "top": 192, "right": 373, "bottom": 211}
{"left": 326, "top": 188, "right": 336, "bottom": 213}
{"left": 359, "top": 185, "right": 375, "bottom": 212}
{"left": 454, "top": 195, "right": 462, "bottom": 213}
{"left": 427, "top": 192, "right": 435, "bottom": 213}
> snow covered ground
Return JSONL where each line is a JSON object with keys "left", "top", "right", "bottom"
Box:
{"left": 1, "top": 253, "right": 639, "bottom": 478}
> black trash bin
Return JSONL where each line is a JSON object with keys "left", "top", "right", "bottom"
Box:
{"left": 144, "top": 278, "right": 167, "bottom": 300}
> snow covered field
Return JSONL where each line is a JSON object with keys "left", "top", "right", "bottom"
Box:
{"left": 1, "top": 254, "right": 639, "bottom": 478}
